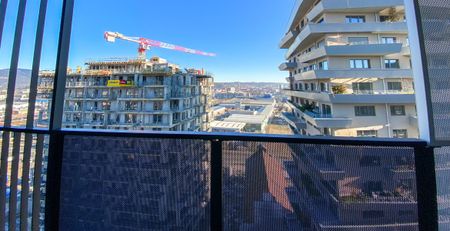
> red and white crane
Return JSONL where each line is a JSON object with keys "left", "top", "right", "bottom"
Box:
{"left": 104, "top": 31, "right": 216, "bottom": 60}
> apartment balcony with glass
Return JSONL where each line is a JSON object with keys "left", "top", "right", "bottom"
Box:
{"left": 287, "top": 100, "right": 353, "bottom": 128}
{"left": 306, "top": 0, "right": 405, "bottom": 22}
{"left": 283, "top": 88, "right": 415, "bottom": 104}
{"left": 285, "top": 22, "right": 408, "bottom": 59}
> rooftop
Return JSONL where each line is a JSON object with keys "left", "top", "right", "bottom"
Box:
{"left": 210, "top": 121, "right": 246, "bottom": 130}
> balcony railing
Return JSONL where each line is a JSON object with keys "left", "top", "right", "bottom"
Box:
{"left": 0, "top": 126, "right": 439, "bottom": 231}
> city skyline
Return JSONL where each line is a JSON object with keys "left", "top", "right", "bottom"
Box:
{"left": 0, "top": 0, "right": 295, "bottom": 83}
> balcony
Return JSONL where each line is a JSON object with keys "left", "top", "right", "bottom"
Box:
{"left": 0, "top": 119, "right": 443, "bottom": 231}
{"left": 294, "top": 68, "right": 413, "bottom": 80}
{"left": 306, "top": 0, "right": 405, "bottom": 21}
{"left": 287, "top": 100, "right": 353, "bottom": 128}
{"left": 281, "top": 111, "right": 307, "bottom": 131}
{"left": 285, "top": 22, "right": 408, "bottom": 58}
{"left": 284, "top": 0, "right": 317, "bottom": 33}
{"left": 279, "top": 30, "right": 298, "bottom": 49}
{"left": 283, "top": 89, "right": 415, "bottom": 104}
{"left": 278, "top": 62, "right": 298, "bottom": 71}
{"left": 297, "top": 43, "right": 403, "bottom": 63}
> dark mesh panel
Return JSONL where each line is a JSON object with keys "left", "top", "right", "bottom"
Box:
{"left": 434, "top": 146, "right": 450, "bottom": 230}
{"left": 60, "top": 136, "right": 210, "bottom": 231}
{"left": 223, "top": 141, "right": 419, "bottom": 231}
{"left": 417, "top": 0, "right": 450, "bottom": 142}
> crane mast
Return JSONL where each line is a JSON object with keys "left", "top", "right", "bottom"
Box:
{"left": 104, "top": 31, "right": 216, "bottom": 60}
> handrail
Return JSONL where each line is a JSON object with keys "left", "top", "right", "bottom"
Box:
{"left": 0, "top": 126, "right": 427, "bottom": 147}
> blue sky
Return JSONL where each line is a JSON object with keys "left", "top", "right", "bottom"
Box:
{"left": 0, "top": 0, "right": 295, "bottom": 82}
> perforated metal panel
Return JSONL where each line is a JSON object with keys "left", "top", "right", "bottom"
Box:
{"left": 434, "top": 146, "right": 450, "bottom": 230}
{"left": 222, "top": 141, "right": 419, "bottom": 231}
{"left": 60, "top": 136, "right": 210, "bottom": 231}
{"left": 416, "top": 0, "right": 450, "bottom": 143}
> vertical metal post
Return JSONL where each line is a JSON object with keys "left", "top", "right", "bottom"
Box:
{"left": 405, "top": 0, "right": 435, "bottom": 143}
{"left": 49, "top": 0, "right": 74, "bottom": 131}
{"left": 0, "top": 132, "right": 10, "bottom": 231}
{"left": 44, "top": 132, "right": 64, "bottom": 231}
{"left": 3, "top": 0, "right": 28, "bottom": 127}
{"left": 210, "top": 139, "right": 223, "bottom": 231}
{"left": 8, "top": 132, "right": 22, "bottom": 231}
{"left": 414, "top": 146, "right": 439, "bottom": 231}
{"left": 31, "top": 134, "right": 45, "bottom": 231}
{"left": 20, "top": 133, "right": 34, "bottom": 231}
{"left": 44, "top": 0, "right": 74, "bottom": 229}
{"left": 0, "top": 0, "right": 8, "bottom": 47}
{"left": 27, "top": 0, "right": 49, "bottom": 129}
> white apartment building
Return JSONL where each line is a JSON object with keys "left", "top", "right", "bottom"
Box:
{"left": 280, "top": 0, "right": 418, "bottom": 138}
{"left": 37, "top": 57, "right": 214, "bottom": 131}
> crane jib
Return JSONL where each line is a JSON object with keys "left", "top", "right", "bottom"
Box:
{"left": 140, "top": 38, "right": 215, "bottom": 56}
{"left": 105, "top": 31, "right": 216, "bottom": 57}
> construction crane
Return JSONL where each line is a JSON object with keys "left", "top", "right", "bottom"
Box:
{"left": 104, "top": 31, "right": 216, "bottom": 60}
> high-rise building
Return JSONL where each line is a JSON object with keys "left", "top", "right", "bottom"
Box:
{"left": 280, "top": 0, "right": 418, "bottom": 138}
{"left": 37, "top": 57, "right": 214, "bottom": 131}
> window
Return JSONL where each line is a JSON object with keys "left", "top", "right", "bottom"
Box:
{"left": 363, "top": 211, "right": 384, "bottom": 219}
{"left": 387, "top": 82, "right": 403, "bottom": 91}
{"left": 393, "top": 129, "right": 408, "bottom": 138}
{"left": 319, "top": 61, "right": 328, "bottom": 70}
{"left": 316, "top": 39, "right": 326, "bottom": 48}
{"left": 390, "top": 105, "right": 406, "bottom": 116}
{"left": 350, "top": 59, "right": 370, "bottom": 69}
{"left": 352, "top": 82, "right": 373, "bottom": 94}
{"left": 360, "top": 156, "right": 381, "bottom": 166}
{"left": 346, "top": 16, "right": 366, "bottom": 23}
{"left": 153, "top": 101, "right": 163, "bottom": 111}
{"left": 385, "top": 59, "right": 400, "bottom": 69}
{"left": 348, "top": 37, "right": 369, "bottom": 45}
{"left": 379, "top": 15, "right": 395, "bottom": 22}
{"left": 320, "top": 82, "right": 327, "bottom": 92}
{"left": 381, "top": 37, "right": 397, "bottom": 44}
{"left": 357, "top": 130, "right": 378, "bottom": 137}
{"left": 355, "top": 106, "right": 376, "bottom": 116}
{"left": 153, "top": 115, "right": 163, "bottom": 124}
{"left": 322, "top": 104, "right": 331, "bottom": 115}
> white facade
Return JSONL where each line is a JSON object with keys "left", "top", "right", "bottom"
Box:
{"left": 280, "top": 0, "right": 418, "bottom": 138}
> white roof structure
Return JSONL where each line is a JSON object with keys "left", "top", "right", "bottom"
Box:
{"left": 210, "top": 121, "right": 246, "bottom": 130}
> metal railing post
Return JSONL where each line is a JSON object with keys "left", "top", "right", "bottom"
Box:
{"left": 414, "top": 146, "right": 439, "bottom": 231}
{"left": 44, "top": 132, "right": 65, "bottom": 231}
{"left": 210, "top": 139, "right": 223, "bottom": 231}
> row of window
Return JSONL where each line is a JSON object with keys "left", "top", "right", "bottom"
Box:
{"left": 357, "top": 129, "right": 408, "bottom": 138}
{"left": 293, "top": 81, "right": 404, "bottom": 93}
{"left": 350, "top": 59, "right": 401, "bottom": 69}
{"left": 345, "top": 15, "right": 405, "bottom": 24}
{"left": 348, "top": 36, "right": 400, "bottom": 45}
{"left": 292, "top": 59, "right": 402, "bottom": 76}
{"left": 355, "top": 105, "right": 407, "bottom": 117}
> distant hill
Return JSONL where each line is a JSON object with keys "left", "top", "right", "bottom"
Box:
{"left": 214, "top": 82, "right": 286, "bottom": 89}
{"left": 0, "top": 68, "right": 32, "bottom": 88}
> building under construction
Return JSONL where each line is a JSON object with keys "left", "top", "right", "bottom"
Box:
{"left": 37, "top": 56, "right": 214, "bottom": 131}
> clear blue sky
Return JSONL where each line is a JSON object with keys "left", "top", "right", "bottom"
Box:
{"left": 0, "top": 0, "right": 295, "bottom": 82}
